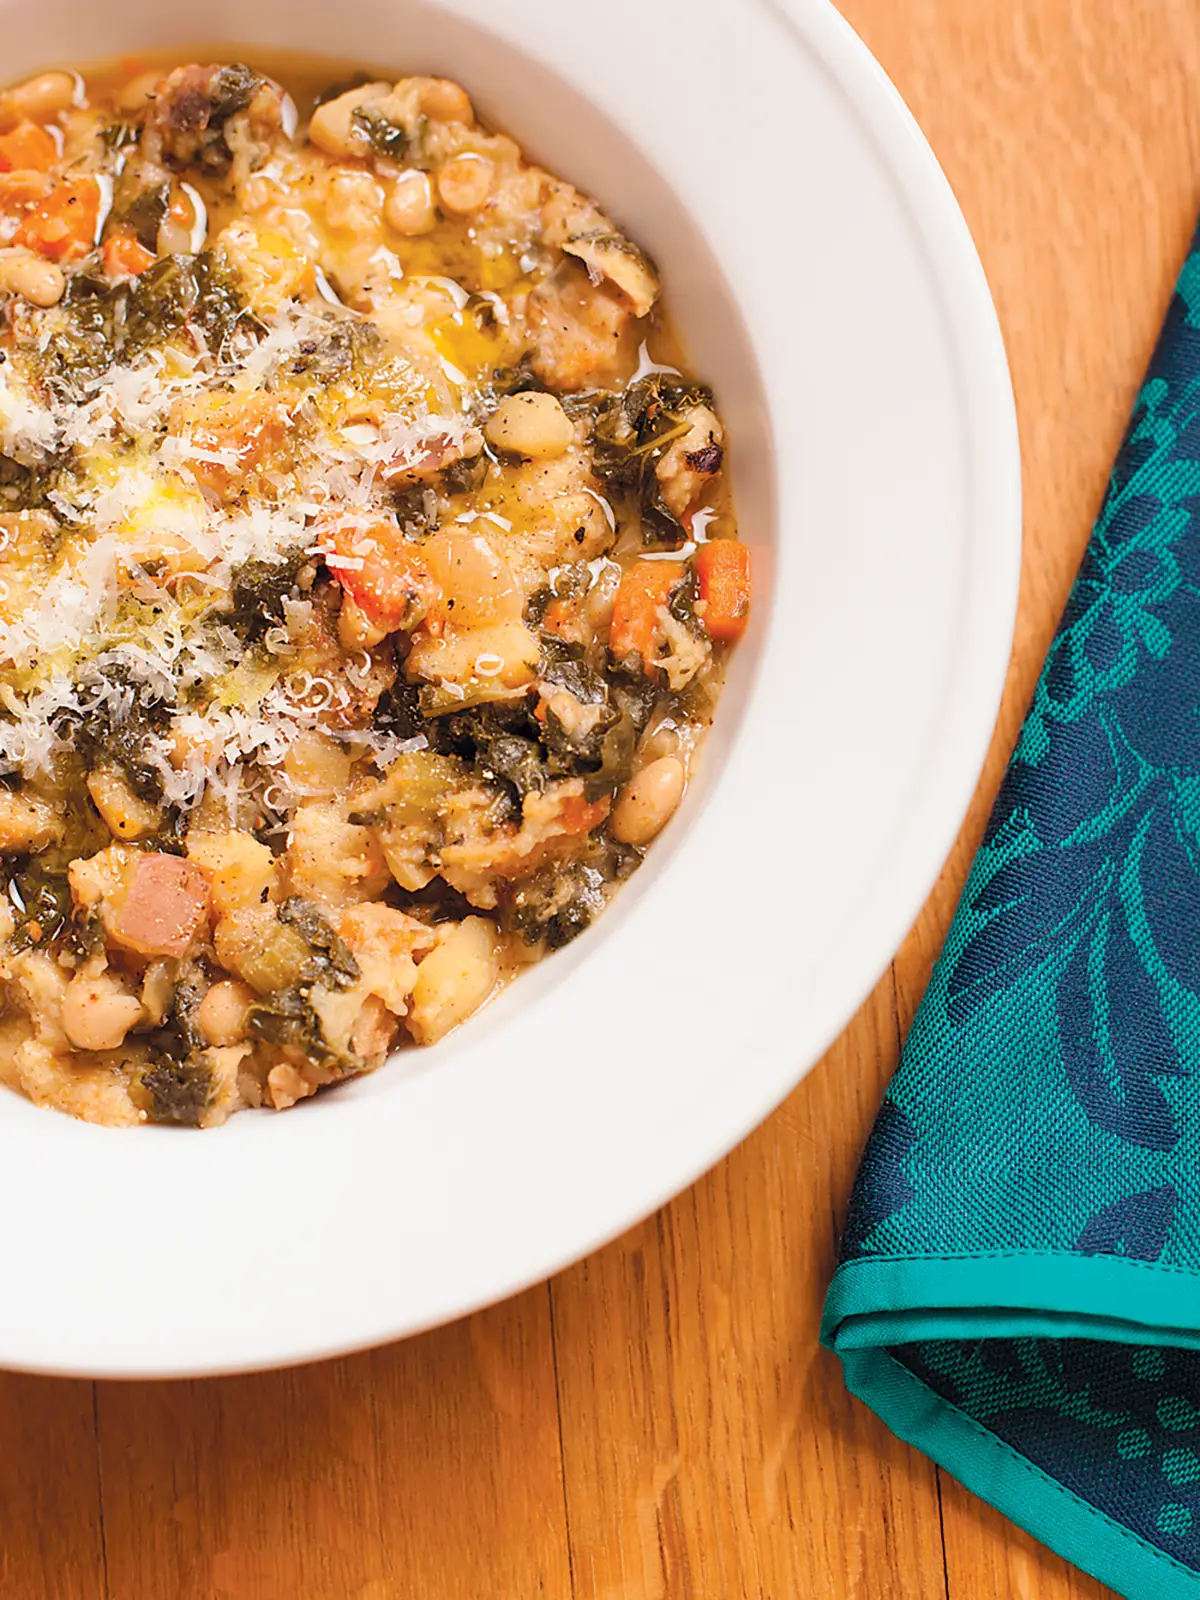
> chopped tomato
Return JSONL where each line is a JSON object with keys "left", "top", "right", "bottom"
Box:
{"left": 102, "top": 227, "right": 155, "bottom": 278}
{"left": 328, "top": 517, "right": 440, "bottom": 633}
{"left": 0, "top": 121, "right": 58, "bottom": 174}
{"left": 15, "top": 176, "right": 101, "bottom": 261}
{"left": 694, "top": 540, "right": 751, "bottom": 642}
{"left": 609, "top": 560, "right": 685, "bottom": 668}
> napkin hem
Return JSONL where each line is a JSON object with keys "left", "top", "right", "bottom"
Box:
{"left": 822, "top": 1252, "right": 1200, "bottom": 1352}
{"left": 838, "top": 1346, "right": 1200, "bottom": 1599}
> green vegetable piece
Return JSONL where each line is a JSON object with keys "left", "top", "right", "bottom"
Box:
{"left": 118, "top": 179, "right": 171, "bottom": 252}
{"left": 122, "top": 251, "right": 250, "bottom": 367}
{"left": 586, "top": 374, "right": 714, "bottom": 543}
{"left": 245, "top": 985, "right": 364, "bottom": 1073}
{"left": 538, "top": 637, "right": 608, "bottom": 705}
{"left": 277, "top": 899, "right": 361, "bottom": 990}
{"left": 286, "top": 317, "right": 381, "bottom": 382}
{"left": 246, "top": 987, "right": 324, "bottom": 1053}
{"left": 70, "top": 663, "right": 174, "bottom": 804}
{"left": 209, "top": 64, "right": 263, "bottom": 124}
{"left": 351, "top": 103, "right": 426, "bottom": 163}
{"left": 432, "top": 704, "right": 549, "bottom": 804}
{"left": 7, "top": 861, "right": 74, "bottom": 950}
{"left": 228, "top": 546, "right": 308, "bottom": 640}
{"left": 506, "top": 862, "right": 607, "bottom": 950}
{"left": 134, "top": 1056, "right": 214, "bottom": 1126}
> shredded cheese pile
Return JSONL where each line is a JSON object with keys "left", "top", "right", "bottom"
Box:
{"left": 0, "top": 289, "right": 460, "bottom": 817}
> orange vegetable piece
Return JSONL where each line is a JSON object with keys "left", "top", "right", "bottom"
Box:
{"left": 329, "top": 518, "right": 440, "bottom": 632}
{"left": 172, "top": 391, "right": 294, "bottom": 498}
{"left": 166, "top": 187, "right": 195, "bottom": 231}
{"left": 102, "top": 228, "right": 155, "bottom": 278}
{"left": 0, "top": 121, "right": 58, "bottom": 174}
{"left": 540, "top": 597, "right": 575, "bottom": 637}
{"left": 558, "top": 792, "right": 610, "bottom": 835}
{"left": 694, "top": 540, "right": 751, "bottom": 642}
{"left": 609, "top": 560, "right": 685, "bottom": 668}
{"left": 15, "top": 176, "right": 100, "bottom": 261}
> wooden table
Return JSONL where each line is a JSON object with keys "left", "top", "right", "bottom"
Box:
{"left": 5, "top": 3, "right": 1197, "bottom": 1595}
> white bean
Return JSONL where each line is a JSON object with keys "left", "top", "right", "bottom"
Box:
{"left": 408, "top": 917, "right": 500, "bottom": 1045}
{"left": 116, "top": 70, "right": 163, "bottom": 117}
{"left": 61, "top": 974, "right": 144, "bottom": 1053}
{"left": 437, "top": 154, "right": 494, "bottom": 214}
{"left": 384, "top": 171, "right": 436, "bottom": 236}
{"left": 412, "top": 77, "right": 472, "bottom": 123}
{"left": 484, "top": 392, "right": 574, "bottom": 459}
{"left": 423, "top": 530, "right": 523, "bottom": 627}
{"left": 611, "top": 756, "right": 686, "bottom": 846}
{"left": 0, "top": 247, "right": 64, "bottom": 308}
{"left": 2, "top": 71, "right": 76, "bottom": 121}
{"left": 197, "top": 980, "right": 254, "bottom": 1048}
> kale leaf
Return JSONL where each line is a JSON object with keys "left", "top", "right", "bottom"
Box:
{"left": 246, "top": 986, "right": 325, "bottom": 1055}
{"left": 351, "top": 104, "right": 426, "bottom": 163}
{"left": 583, "top": 374, "right": 713, "bottom": 543}
{"left": 68, "top": 663, "right": 175, "bottom": 804}
{"left": 115, "top": 177, "right": 171, "bottom": 251}
{"left": 286, "top": 317, "right": 381, "bottom": 382}
{"left": 134, "top": 1055, "right": 214, "bottom": 1125}
{"left": 135, "top": 970, "right": 214, "bottom": 1126}
{"left": 277, "top": 898, "right": 361, "bottom": 990}
{"left": 431, "top": 703, "right": 549, "bottom": 804}
{"left": 228, "top": 545, "right": 309, "bottom": 641}
{"left": 41, "top": 251, "right": 253, "bottom": 399}
{"left": 6, "top": 861, "right": 74, "bottom": 950}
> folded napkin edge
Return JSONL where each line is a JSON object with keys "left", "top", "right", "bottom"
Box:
{"left": 840, "top": 1346, "right": 1200, "bottom": 1600}
{"left": 822, "top": 1252, "right": 1200, "bottom": 1353}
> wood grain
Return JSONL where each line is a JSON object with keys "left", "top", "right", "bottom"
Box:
{"left": 0, "top": 2, "right": 1193, "bottom": 1594}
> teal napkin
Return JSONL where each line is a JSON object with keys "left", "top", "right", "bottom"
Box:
{"left": 822, "top": 223, "right": 1200, "bottom": 1600}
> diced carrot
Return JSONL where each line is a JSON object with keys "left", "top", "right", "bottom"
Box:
{"left": 14, "top": 176, "right": 100, "bottom": 261}
{"left": 694, "top": 540, "right": 751, "bottom": 642}
{"left": 328, "top": 517, "right": 440, "bottom": 632}
{"left": 102, "top": 227, "right": 155, "bottom": 278}
{"left": 609, "top": 560, "right": 685, "bottom": 668}
{"left": 113, "top": 854, "right": 211, "bottom": 959}
{"left": 0, "top": 121, "right": 58, "bottom": 174}
{"left": 541, "top": 597, "right": 574, "bottom": 637}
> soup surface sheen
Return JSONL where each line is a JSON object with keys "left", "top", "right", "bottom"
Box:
{"left": 0, "top": 53, "right": 749, "bottom": 1127}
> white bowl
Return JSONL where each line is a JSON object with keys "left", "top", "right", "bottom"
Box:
{"left": 0, "top": 0, "right": 1019, "bottom": 1376}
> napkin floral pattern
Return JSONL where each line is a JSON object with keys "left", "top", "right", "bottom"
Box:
{"left": 824, "top": 227, "right": 1200, "bottom": 1597}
